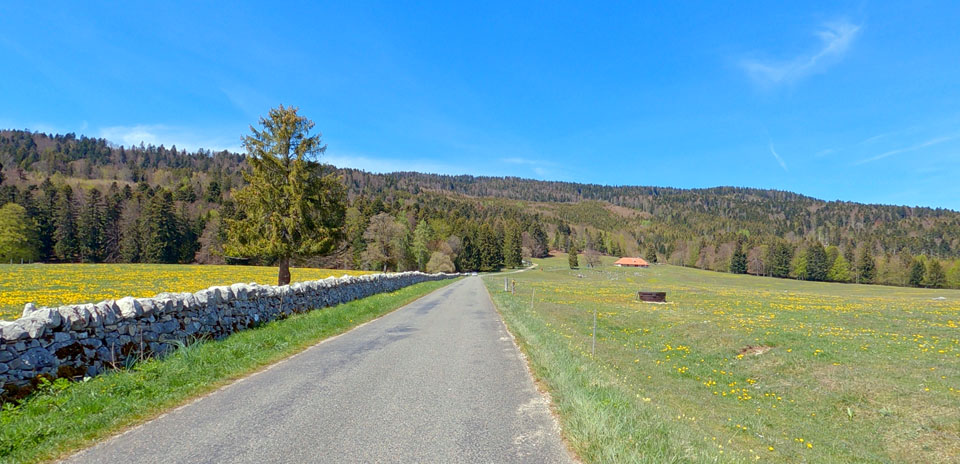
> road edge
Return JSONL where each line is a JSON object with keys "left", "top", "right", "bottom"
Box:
{"left": 478, "top": 278, "right": 583, "bottom": 464}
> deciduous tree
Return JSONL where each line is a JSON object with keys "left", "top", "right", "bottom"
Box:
{"left": 361, "top": 212, "right": 404, "bottom": 271}
{"left": 827, "top": 254, "right": 851, "bottom": 282}
{"left": 529, "top": 222, "right": 549, "bottom": 258}
{"left": 584, "top": 248, "right": 601, "bottom": 268}
{"left": 426, "top": 251, "right": 455, "bottom": 273}
{"left": 0, "top": 203, "right": 39, "bottom": 262}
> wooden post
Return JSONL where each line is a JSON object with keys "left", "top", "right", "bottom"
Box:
{"left": 504, "top": 277, "right": 509, "bottom": 292}
{"left": 592, "top": 307, "right": 597, "bottom": 356}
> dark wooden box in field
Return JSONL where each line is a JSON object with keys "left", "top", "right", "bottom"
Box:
{"left": 637, "top": 291, "right": 666, "bottom": 302}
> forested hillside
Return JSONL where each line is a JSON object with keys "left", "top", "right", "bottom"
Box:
{"left": 1, "top": 129, "right": 958, "bottom": 288}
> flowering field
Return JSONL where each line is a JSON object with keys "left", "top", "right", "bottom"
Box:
{"left": 0, "top": 264, "right": 372, "bottom": 320}
{"left": 487, "top": 255, "right": 960, "bottom": 463}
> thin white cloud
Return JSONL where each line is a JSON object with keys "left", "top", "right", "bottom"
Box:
{"left": 98, "top": 125, "right": 244, "bottom": 153}
{"left": 859, "top": 132, "right": 895, "bottom": 145}
{"left": 769, "top": 143, "right": 788, "bottom": 171}
{"left": 853, "top": 135, "right": 960, "bottom": 165}
{"left": 323, "top": 152, "right": 471, "bottom": 175}
{"left": 324, "top": 151, "right": 568, "bottom": 181}
{"left": 100, "top": 124, "right": 164, "bottom": 147}
{"left": 857, "top": 126, "right": 924, "bottom": 145}
{"left": 220, "top": 86, "right": 275, "bottom": 119}
{"left": 501, "top": 157, "right": 555, "bottom": 166}
{"left": 500, "top": 157, "right": 560, "bottom": 178}
{"left": 742, "top": 21, "right": 860, "bottom": 86}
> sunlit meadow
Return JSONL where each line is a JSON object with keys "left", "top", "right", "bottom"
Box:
{"left": 0, "top": 264, "right": 372, "bottom": 320}
{"left": 487, "top": 255, "right": 960, "bottom": 463}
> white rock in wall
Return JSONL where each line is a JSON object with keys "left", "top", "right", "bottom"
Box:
{"left": 116, "top": 297, "right": 143, "bottom": 319}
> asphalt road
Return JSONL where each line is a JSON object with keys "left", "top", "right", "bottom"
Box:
{"left": 64, "top": 276, "right": 572, "bottom": 464}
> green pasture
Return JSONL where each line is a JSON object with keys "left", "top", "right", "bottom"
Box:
{"left": 486, "top": 255, "right": 960, "bottom": 463}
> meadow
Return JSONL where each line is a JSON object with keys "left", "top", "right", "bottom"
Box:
{"left": 0, "top": 264, "right": 372, "bottom": 320}
{"left": 486, "top": 255, "right": 960, "bottom": 463}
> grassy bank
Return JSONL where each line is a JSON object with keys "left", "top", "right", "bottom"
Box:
{"left": 485, "top": 255, "right": 960, "bottom": 463}
{"left": 0, "top": 278, "right": 456, "bottom": 464}
{"left": 0, "top": 263, "right": 373, "bottom": 319}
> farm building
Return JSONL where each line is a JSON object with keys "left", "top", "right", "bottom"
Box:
{"left": 614, "top": 257, "right": 650, "bottom": 268}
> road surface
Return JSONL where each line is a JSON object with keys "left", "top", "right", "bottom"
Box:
{"left": 65, "top": 276, "right": 572, "bottom": 463}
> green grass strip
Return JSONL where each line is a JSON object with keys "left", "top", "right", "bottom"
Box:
{"left": 485, "top": 279, "right": 706, "bottom": 464}
{"left": 0, "top": 278, "right": 457, "bottom": 464}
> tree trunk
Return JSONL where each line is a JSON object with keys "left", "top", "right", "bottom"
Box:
{"left": 278, "top": 256, "right": 291, "bottom": 286}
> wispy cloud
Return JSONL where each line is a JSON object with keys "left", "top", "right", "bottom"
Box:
{"left": 858, "top": 132, "right": 895, "bottom": 145}
{"left": 742, "top": 21, "right": 860, "bottom": 86}
{"left": 100, "top": 124, "right": 164, "bottom": 147}
{"left": 500, "top": 157, "right": 559, "bottom": 177}
{"left": 323, "top": 151, "right": 473, "bottom": 175}
{"left": 856, "top": 126, "right": 923, "bottom": 146}
{"left": 852, "top": 135, "right": 960, "bottom": 165}
{"left": 768, "top": 143, "right": 788, "bottom": 171}
{"left": 99, "top": 125, "right": 244, "bottom": 153}
{"left": 323, "top": 151, "right": 569, "bottom": 180}
{"left": 220, "top": 86, "right": 275, "bottom": 119}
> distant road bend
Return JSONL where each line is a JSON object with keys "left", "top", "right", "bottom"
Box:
{"left": 65, "top": 276, "right": 572, "bottom": 463}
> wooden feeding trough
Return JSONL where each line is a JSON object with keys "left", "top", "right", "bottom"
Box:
{"left": 637, "top": 291, "right": 667, "bottom": 303}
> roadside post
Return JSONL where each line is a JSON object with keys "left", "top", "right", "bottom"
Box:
{"left": 592, "top": 306, "right": 597, "bottom": 356}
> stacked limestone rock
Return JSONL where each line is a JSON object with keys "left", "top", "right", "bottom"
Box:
{"left": 0, "top": 271, "right": 459, "bottom": 397}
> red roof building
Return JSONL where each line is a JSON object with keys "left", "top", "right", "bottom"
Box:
{"left": 614, "top": 257, "right": 650, "bottom": 267}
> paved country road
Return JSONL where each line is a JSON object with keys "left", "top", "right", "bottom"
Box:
{"left": 64, "top": 276, "right": 573, "bottom": 464}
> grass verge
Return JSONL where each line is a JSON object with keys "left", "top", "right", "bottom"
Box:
{"left": 0, "top": 278, "right": 457, "bottom": 464}
{"left": 485, "top": 278, "right": 695, "bottom": 463}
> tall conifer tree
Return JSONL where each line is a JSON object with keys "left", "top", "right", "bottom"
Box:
{"left": 78, "top": 188, "right": 106, "bottom": 262}
{"left": 53, "top": 185, "right": 78, "bottom": 261}
{"left": 226, "top": 105, "right": 346, "bottom": 285}
{"left": 805, "top": 242, "right": 829, "bottom": 281}
{"left": 502, "top": 221, "right": 523, "bottom": 268}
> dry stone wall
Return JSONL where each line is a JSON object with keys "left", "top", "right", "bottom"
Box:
{"left": 0, "top": 271, "right": 459, "bottom": 396}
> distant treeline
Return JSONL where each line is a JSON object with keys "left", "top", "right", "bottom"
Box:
{"left": 0, "top": 173, "right": 551, "bottom": 273}
{"left": 0, "top": 129, "right": 958, "bottom": 288}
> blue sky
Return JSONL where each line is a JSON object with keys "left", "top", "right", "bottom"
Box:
{"left": 2, "top": 2, "right": 959, "bottom": 209}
